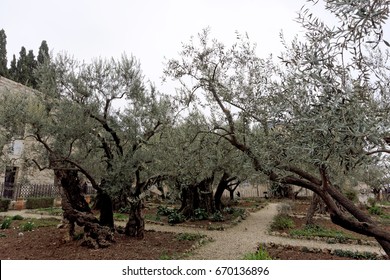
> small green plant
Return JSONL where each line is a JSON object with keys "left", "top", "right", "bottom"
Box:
{"left": 223, "top": 207, "right": 234, "bottom": 214}
{"left": 193, "top": 208, "right": 208, "bottom": 220}
{"left": 20, "top": 221, "right": 35, "bottom": 232}
{"left": 333, "top": 249, "right": 379, "bottom": 260}
{"left": 0, "top": 217, "right": 12, "bottom": 229}
{"left": 12, "top": 215, "right": 24, "bottom": 220}
{"left": 0, "top": 233, "right": 6, "bottom": 237}
{"left": 168, "top": 210, "right": 185, "bottom": 224}
{"left": 290, "top": 224, "right": 352, "bottom": 243}
{"left": 270, "top": 214, "right": 295, "bottom": 231}
{"left": 210, "top": 211, "right": 224, "bottom": 222}
{"left": 368, "top": 205, "right": 383, "bottom": 215}
{"left": 159, "top": 251, "right": 172, "bottom": 260}
{"left": 157, "top": 205, "right": 174, "bottom": 216}
{"left": 243, "top": 245, "right": 272, "bottom": 260}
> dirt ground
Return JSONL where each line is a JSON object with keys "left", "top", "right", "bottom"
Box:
{"left": 0, "top": 225, "right": 198, "bottom": 260}
{"left": 0, "top": 198, "right": 388, "bottom": 260}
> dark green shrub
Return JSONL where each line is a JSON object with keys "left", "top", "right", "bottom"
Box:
{"left": 0, "top": 198, "right": 11, "bottom": 212}
{"left": 193, "top": 208, "right": 208, "bottom": 220}
{"left": 0, "top": 217, "right": 12, "bottom": 229}
{"left": 270, "top": 214, "right": 295, "bottom": 231}
{"left": 12, "top": 215, "right": 24, "bottom": 220}
{"left": 168, "top": 211, "right": 185, "bottom": 224}
{"left": 25, "top": 197, "right": 54, "bottom": 209}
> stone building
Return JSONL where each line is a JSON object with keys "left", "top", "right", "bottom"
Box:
{"left": 0, "top": 76, "right": 55, "bottom": 199}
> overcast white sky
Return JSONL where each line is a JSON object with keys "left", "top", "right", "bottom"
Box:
{"left": 0, "top": 0, "right": 368, "bottom": 88}
{"left": 0, "top": 0, "right": 316, "bottom": 84}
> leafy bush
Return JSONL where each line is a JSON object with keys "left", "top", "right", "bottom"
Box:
{"left": 270, "top": 214, "right": 295, "bottom": 231}
{"left": 0, "top": 198, "right": 11, "bottom": 212}
{"left": 243, "top": 246, "right": 272, "bottom": 260}
{"left": 168, "top": 211, "right": 185, "bottom": 224}
{"left": 25, "top": 197, "right": 54, "bottom": 209}
{"left": 193, "top": 208, "right": 208, "bottom": 220}
{"left": 20, "top": 221, "right": 35, "bottom": 232}
{"left": 368, "top": 205, "right": 383, "bottom": 215}
{"left": 12, "top": 215, "right": 24, "bottom": 220}
{"left": 157, "top": 205, "right": 175, "bottom": 216}
{"left": 223, "top": 207, "right": 234, "bottom": 214}
{"left": 0, "top": 217, "right": 12, "bottom": 229}
{"left": 210, "top": 211, "right": 224, "bottom": 222}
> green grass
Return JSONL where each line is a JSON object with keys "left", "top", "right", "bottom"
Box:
{"left": 29, "top": 207, "right": 63, "bottom": 216}
{"left": 113, "top": 212, "right": 128, "bottom": 221}
{"left": 23, "top": 218, "right": 60, "bottom": 228}
{"left": 290, "top": 224, "right": 352, "bottom": 242}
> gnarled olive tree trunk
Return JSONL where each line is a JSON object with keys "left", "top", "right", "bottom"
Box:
{"left": 55, "top": 169, "right": 114, "bottom": 248}
{"left": 179, "top": 176, "right": 215, "bottom": 218}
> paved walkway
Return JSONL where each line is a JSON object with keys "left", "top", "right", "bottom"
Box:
{"left": 1, "top": 204, "right": 386, "bottom": 259}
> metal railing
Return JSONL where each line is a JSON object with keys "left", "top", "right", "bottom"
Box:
{"left": 0, "top": 182, "right": 96, "bottom": 200}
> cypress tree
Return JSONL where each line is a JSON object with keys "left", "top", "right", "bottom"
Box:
{"left": 9, "top": 54, "right": 17, "bottom": 80}
{"left": 16, "top": 46, "right": 29, "bottom": 85}
{"left": 37, "top": 40, "right": 49, "bottom": 64}
{"left": 0, "top": 29, "right": 8, "bottom": 77}
{"left": 26, "top": 49, "right": 37, "bottom": 87}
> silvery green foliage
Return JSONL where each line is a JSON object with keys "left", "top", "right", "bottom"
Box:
{"left": 1, "top": 53, "right": 173, "bottom": 200}
{"left": 164, "top": 0, "right": 390, "bottom": 186}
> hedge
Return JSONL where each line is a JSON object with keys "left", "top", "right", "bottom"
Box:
{"left": 25, "top": 197, "right": 54, "bottom": 209}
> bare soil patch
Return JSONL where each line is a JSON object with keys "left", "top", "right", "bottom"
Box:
{"left": 0, "top": 225, "right": 198, "bottom": 260}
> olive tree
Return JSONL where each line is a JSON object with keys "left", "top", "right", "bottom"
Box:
{"left": 0, "top": 53, "right": 172, "bottom": 247}
{"left": 164, "top": 0, "right": 390, "bottom": 256}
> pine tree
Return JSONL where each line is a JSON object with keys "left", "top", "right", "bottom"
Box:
{"left": 0, "top": 29, "right": 8, "bottom": 77}
{"left": 37, "top": 40, "right": 49, "bottom": 64}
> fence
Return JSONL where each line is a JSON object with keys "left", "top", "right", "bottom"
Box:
{"left": 0, "top": 182, "right": 96, "bottom": 200}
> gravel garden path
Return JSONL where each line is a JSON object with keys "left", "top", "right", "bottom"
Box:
{"left": 3, "top": 203, "right": 386, "bottom": 259}
{"left": 145, "top": 203, "right": 386, "bottom": 260}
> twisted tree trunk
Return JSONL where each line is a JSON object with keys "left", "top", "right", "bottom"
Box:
{"left": 56, "top": 169, "right": 114, "bottom": 249}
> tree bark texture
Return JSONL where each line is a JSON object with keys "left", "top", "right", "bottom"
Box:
{"left": 125, "top": 200, "right": 144, "bottom": 238}
{"left": 55, "top": 169, "right": 114, "bottom": 249}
